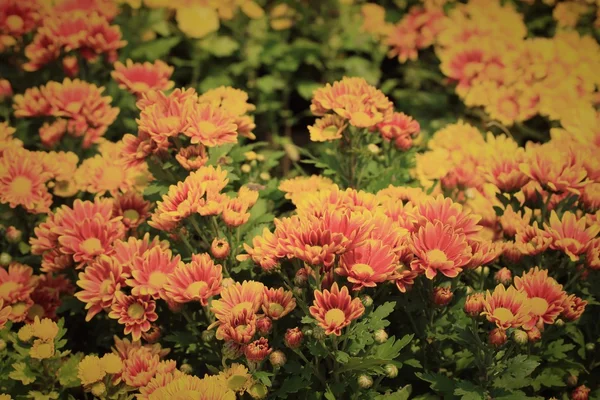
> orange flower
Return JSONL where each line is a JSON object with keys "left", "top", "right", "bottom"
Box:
{"left": 51, "top": 0, "right": 119, "bottom": 20}
{"left": 394, "top": 268, "right": 419, "bottom": 293}
{"left": 387, "top": 6, "right": 444, "bottom": 63}
{"left": 75, "top": 152, "right": 147, "bottom": 197}
{"left": 262, "top": 287, "right": 296, "bottom": 320}
{"left": 514, "top": 267, "right": 566, "bottom": 329}
{"left": 561, "top": 294, "right": 587, "bottom": 321}
{"left": 468, "top": 239, "right": 502, "bottom": 268}
{"left": 138, "top": 370, "right": 184, "bottom": 400}
{"left": 308, "top": 115, "right": 346, "bottom": 142}
{"left": 0, "top": 147, "right": 52, "bottom": 214}
{"left": 121, "top": 347, "right": 161, "bottom": 388}
{"left": 278, "top": 175, "right": 335, "bottom": 205}
{"left": 164, "top": 253, "right": 222, "bottom": 305}
{"left": 481, "top": 134, "right": 530, "bottom": 192}
{"left": 175, "top": 145, "right": 208, "bottom": 171}
{"left": 309, "top": 283, "right": 364, "bottom": 336}
{"left": 0, "top": 79, "right": 12, "bottom": 101}
{"left": 211, "top": 280, "right": 264, "bottom": 322}
{"left": 197, "top": 86, "right": 256, "bottom": 138}
{"left": 581, "top": 183, "right": 600, "bottom": 211}
{"left": 410, "top": 222, "right": 472, "bottom": 279}
{"left": 0, "top": 299, "right": 11, "bottom": 329}
{"left": 245, "top": 337, "right": 272, "bottom": 362}
{"left": 499, "top": 207, "right": 532, "bottom": 238}
{"left": 0, "top": 0, "right": 42, "bottom": 39}
{"left": 216, "top": 305, "right": 257, "bottom": 344}
{"left": 147, "top": 374, "right": 234, "bottom": 400}
{"left": 0, "top": 122, "right": 23, "bottom": 156}
{"left": 482, "top": 284, "right": 532, "bottom": 330}
{"left": 337, "top": 239, "right": 398, "bottom": 290}
{"left": 240, "top": 228, "right": 280, "bottom": 272}
{"left": 113, "top": 192, "right": 151, "bottom": 230}
{"left": 310, "top": 77, "right": 393, "bottom": 128}
{"left": 112, "top": 59, "right": 174, "bottom": 97}
{"left": 0, "top": 263, "right": 38, "bottom": 304}
{"left": 376, "top": 112, "right": 420, "bottom": 150}
{"left": 545, "top": 211, "right": 600, "bottom": 261}
{"left": 75, "top": 255, "right": 127, "bottom": 321}
{"left": 586, "top": 239, "right": 600, "bottom": 270}
{"left": 126, "top": 247, "right": 181, "bottom": 300}
{"left": 414, "top": 195, "right": 482, "bottom": 239}
{"left": 184, "top": 103, "right": 238, "bottom": 147}
{"left": 514, "top": 222, "right": 553, "bottom": 256}
{"left": 108, "top": 292, "right": 158, "bottom": 341}
{"left": 112, "top": 234, "right": 169, "bottom": 276}
{"left": 222, "top": 198, "right": 251, "bottom": 227}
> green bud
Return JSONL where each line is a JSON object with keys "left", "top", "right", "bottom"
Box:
{"left": 358, "top": 374, "right": 373, "bottom": 389}
{"left": 384, "top": 364, "right": 398, "bottom": 378}
{"left": 0, "top": 253, "right": 11, "bottom": 266}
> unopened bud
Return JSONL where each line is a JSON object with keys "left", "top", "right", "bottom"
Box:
{"left": 202, "top": 329, "right": 215, "bottom": 342}
{"left": 433, "top": 287, "right": 453, "bottom": 306}
{"left": 572, "top": 385, "right": 590, "bottom": 400}
{"left": 269, "top": 350, "right": 286, "bottom": 367}
{"left": 488, "top": 328, "right": 507, "bottom": 347}
{"left": 361, "top": 295, "right": 373, "bottom": 308}
{"left": 494, "top": 267, "right": 512, "bottom": 285}
{"left": 0, "top": 339, "right": 5, "bottom": 351}
{"left": 464, "top": 293, "right": 485, "bottom": 317}
{"left": 248, "top": 382, "right": 268, "bottom": 399}
{"left": 210, "top": 238, "right": 230, "bottom": 259}
{"left": 180, "top": 363, "right": 193, "bottom": 374}
{"left": 285, "top": 328, "right": 303, "bottom": 349}
{"left": 91, "top": 382, "right": 106, "bottom": 397}
{"left": 294, "top": 268, "right": 309, "bottom": 286}
{"left": 527, "top": 326, "right": 541, "bottom": 343}
{"left": 241, "top": 164, "right": 251, "bottom": 173}
{"left": 513, "top": 330, "right": 528, "bottom": 345}
{"left": 555, "top": 319, "right": 565, "bottom": 327}
{"left": 358, "top": 374, "right": 373, "bottom": 389}
{"left": 257, "top": 316, "right": 273, "bottom": 335}
{"left": 585, "top": 343, "right": 595, "bottom": 351}
{"left": 374, "top": 329, "right": 388, "bottom": 344}
{"left": 566, "top": 375, "right": 578, "bottom": 387}
{"left": 292, "top": 286, "right": 303, "bottom": 297}
{"left": 222, "top": 342, "right": 243, "bottom": 359}
{"left": 384, "top": 364, "right": 398, "bottom": 378}
{"left": 367, "top": 144, "right": 380, "bottom": 154}
{"left": 312, "top": 327, "right": 326, "bottom": 340}
{"left": 260, "top": 172, "right": 271, "bottom": 181}
{"left": 5, "top": 226, "right": 21, "bottom": 243}
{"left": 0, "top": 253, "right": 11, "bottom": 266}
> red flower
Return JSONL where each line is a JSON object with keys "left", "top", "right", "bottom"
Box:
{"left": 108, "top": 292, "right": 158, "bottom": 342}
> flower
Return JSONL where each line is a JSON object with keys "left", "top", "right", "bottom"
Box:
{"left": 572, "top": 385, "right": 591, "bottom": 400}
{"left": 78, "top": 355, "right": 106, "bottom": 385}
{"left": 488, "top": 327, "right": 507, "bottom": 347}
{"left": 394, "top": 268, "right": 419, "bottom": 293}
{"left": 514, "top": 267, "right": 567, "bottom": 329}
{"left": 544, "top": 211, "right": 600, "bottom": 261}
{"left": 211, "top": 238, "right": 230, "bottom": 259}
{"left": 164, "top": 253, "right": 222, "bottom": 305}
{"left": 376, "top": 112, "right": 420, "bottom": 150}
{"left": 211, "top": 280, "right": 264, "bottom": 322}
{"left": 414, "top": 195, "right": 482, "bottom": 238}
{"left": 147, "top": 374, "right": 235, "bottom": 400}
{"left": 113, "top": 192, "right": 151, "bottom": 230}
{"left": 0, "top": 263, "right": 38, "bottom": 304}
{"left": 0, "top": 299, "right": 11, "bottom": 329}
{"left": 256, "top": 316, "right": 272, "bottom": 335}
{"left": 561, "top": 294, "right": 587, "bottom": 321}
{"left": 30, "top": 339, "right": 55, "bottom": 359}
{"left": 184, "top": 103, "right": 238, "bottom": 147}
{"left": 221, "top": 198, "right": 251, "bottom": 227}
{"left": 0, "top": 148, "right": 52, "bottom": 214}
{"left": 58, "top": 216, "right": 123, "bottom": 267}
{"left": 337, "top": 239, "right": 398, "bottom": 290}
{"left": 112, "top": 59, "right": 174, "bottom": 97}
{"left": 262, "top": 287, "right": 296, "bottom": 320}
{"left": 464, "top": 293, "right": 485, "bottom": 316}
{"left": 278, "top": 175, "right": 335, "bottom": 205}
{"left": 482, "top": 284, "right": 532, "bottom": 330}
{"left": 309, "top": 283, "right": 365, "bottom": 336}
{"left": 514, "top": 222, "right": 553, "bottom": 256}
{"left": 244, "top": 337, "right": 272, "bottom": 362}
{"left": 410, "top": 221, "right": 472, "bottom": 279}
{"left": 100, "top": 353, "right": 123, "bottom": 374}
{"left": 494, "top": 267, "right": 512, "bottom": 285}
{"left": 175, "top": 6, "right": 219, "bottom": 39}
{"left": 126, "top": 247, "right": 182, "bottom": 300}
{"left": 433, "top": 287, "right": 453, "bottom": 306}
{"left": 31, "top": 316, "right": 59, "bottom": 341}
{"left": 308, "top": 115, "right": 346, "bottom": 142}
{"left": 216, "top": 306, "right": 257, "bottom": 344}
{"left": 284, "top": 327, "right": 303, "bottom": 349}
{"left": 481, "top": 134, "right": 529, "bottom": 192}
{"left": 108, "top": 292, "right": 158, "bottom": 341}
{"left": 387, "top": 6, "right": 444, "bottom": 63}
{"left": 75, "top": 255, "right": 128, "bottom": 321}
{"left": 175, "top": 145, "right": 208, "bottom": 171}
{"left": 121, "top": 347, "right": 162, "bottom": 388}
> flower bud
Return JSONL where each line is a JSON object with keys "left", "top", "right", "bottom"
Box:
{"left": 285, "top": 327, "right": 303, "bottom": 349}
{"left": 513, "top": 329, "right": 528, "bottom": 345}
{"left": 527, "top": 326, "right": 541, "bottom": 343}
{"left": 248, "top": 382, "right": 268, "bottom": 399}
{"left": 91, "top": 382, "right": 106, "bottom": 397}
{"left": 0, "top": 253, "right": 11, "bottom": 266}
{"left": 0, "top": 79, "right": 12, "bottom": 101}
{"left": 269, "top": 350, "right": 286, "bottom": 368}
{"left": 294, "top": 269, "right": 308, "bottom": 286}
{"left": 494, "top": 267, "right": 512, "bottom": 285}
{"left": 241, "top": 164, "right": 251, "bottom": 173}
{"left": 374, "top": 329, "right": 388, "bottom": 344}
{"left": 572, "top": 385, "right": 590, "bottom": 400}
{"left": 257, "top": 316, "right": 273, "bottom": 336}
{"left": 202, "top": 329, "right": 215, "bottom": 342}
{"left": 5, "top": 226, "right": 21, "bottom": 243}
{"left": 260, "top": 172, "right": 271, "bottom": 181}
{"left": 367, "top": 144, "right": 380, "bottom": 154}
{"left": 358, "top": 374, "right": 373, "bottom": 389}
{"left": 292, "top": 286, "right": 303, "bottom": 297}
{"left": 433, "top": 287, "right": 453, "bottom": 306}
{"left": 180, "top": 363, "right": 193, "bottom": 374}
{"left": 0, "top": 339, "right": 5, "bottom": 351}
{"left": 488, "top": 328, "right": 507, "bottom": 347}
{"left": 361, "top": 295, "right": 373, "bottom": 308}
{"left": 585, "top": 343, "right": 595, "bottom": 351}
{"left": 142, "top": 325, "right": 161, "bottom": 343}
{"left": 555, "top": 318, "right": 564, "bottom": 327}
{"left": 567, "top": 375, "right": 578, "bottom": 387}
{"left": 464, "top": 293, "right": 485, "bottom": 317}
{"left": 211, "top": 238, "right": 230, "bottom": 259}
{"left": 222, "top": 342, "right": 243, "bottom": 359}
{"left": 62, "top": 56, "right": 79, "bottom": 78}
{"left": 384, "top": 364, "right": 398, "bottom": 378}
{"left": 312, "top": 327, "right": 326, "bottom": 340}
{"left": 221, "top": 278, "right": 235, "bottom": 288}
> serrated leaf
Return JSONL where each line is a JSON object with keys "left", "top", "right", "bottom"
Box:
{"left": 492, "top": 355, "right": 539, "bottom": 390}
{"left": 543, "top": 339, "right": 575, "bottom": 361}
{"left": 335, "top": 351, "right": 350, "bottom": 364}
{"left": 58, "top": 353, "right": 83, "bottom": 388}
{"left": 130, "top": 37, "right": 180, "bottom": 60}
{"left": 9, "top": 362, "right": 36, "bottom": 385}
{"left": 376, "top": 385, "right": 411, "bottom": 400}
{"left": 531, "top": 368, "right": 566, "bottom": 391}
{"left": 454, "top": 380, "right": 485, "bottom": 400}
{"left": 417, "top": 372, "right": 455, "bottom": 396}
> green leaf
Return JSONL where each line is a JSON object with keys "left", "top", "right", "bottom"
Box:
{"left": 343, "top": 57, "right": 380, "bottom": 85}
{"left": 543, "top": 339, "right": 575, "bottom": 361}
{"left": 335, "top": 351, "right": 350, "bottom": 364}
{"left": 454, "top": 380, "right": 485, "bottom": 400}
{"left": 18, "top": 242, "right": 31, "bottom": 254}
{"left": 144, "top": 183, "right": 169, "bottom": 197}
{"left": 297, "top": 81, "right": 321, "bottom": 100}
{"left": 255, "top": 75, "right": 286, "bottom": 94}
{"left": 274, "top": 374, "right": 311, "bottom": 398}
{"left": 417, "top": 372, "right": 455, "bottom": 396}
{"left": 130, "top": 37, "right": 180, "bottom": 60}
{"left": 198, "top": 36, "right": 239, "bottom": 57}
{"left": 9, "top": 362, "right": 36, "bottom": 385}
{"left": 375, "top": 334, "right": 413, "bottom": 360}
{"left": 369, "top": 302, "right": 396, "bottom": 329}
{"left": 492, "top": 355, "right": 539, "bottom": 390}
{"left": 376, "top": 385, "right": 412, "bottom": 400}
{"left": 531, "top": 368, "right": 566, "bottom": 391}
{"left": 58, "top": 353, "right": 83, "bottom": 388}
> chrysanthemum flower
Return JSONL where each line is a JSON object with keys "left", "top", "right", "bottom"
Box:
{"left": 112, "top": 234, "right": 168, "bottom": 277}
{"left": 0, "top": 122, "right": 22, "bottom": 156}
{"left": 376, "top": 112, "right": 420, "bottom": 150}
{"left": 0, "top": 263, "right": 38, "bottom": 304}
{"left": 198, "top": 86, "right": 256, "bottom": 117}
{"left": 499, "top": 207, "right": 532, "bottom": 238}
{"left": 0, "top": 147, "right": 52, "bottom": 214}
{"left": 51, "top": 0, "right": 119, "bottom": 20}
{"left": 222, "top": 198, "right": 251, "bottom": 227}
{"left": 184, "top": 103, "right": 238, "bottom": 147}
{"left": 112, "top": 59, "right": 174, "bottom": 97}
{"left": 245, "top": 337, "right": 272, "bottom": 362}
{"left": 278, "top": 175, "right": 335, "bottom": 205}
{"left": 126, "top": 247, "right": 181, "bottom": 300}
{"left": 41, "top": 151, "right": 79, "bottom": 197}
{"left": 211, "top": 280, "right": 264, "bottom": 322}
{"left": 544, "top": 211, "right": 600, "bottom": 262}
{"left": 240, "top": 228, "right": 280, "bottom": 271}
{"left": 337, "top": 239, "right": 398, "bottom": 290}
{"left": 175, "top": 145, "right": 208, "bottom": 171}
{"left": 561, "top": 294, "right": 587, "bottom": 321}
{"left": 75, "top": 255, "right": 128, "bottom": 321}
{"left": 310, "top": 283, "right": 364, "bottom": 336}
{"left": 138, "top": 370, "right": 184, "bottom": 400}
{"left": 0, "top": 298, "right": 11, "bottom": 329}
{"left": 262, "top": 287, "right": 296, "bottom": 320}
{"left": 481, "top": 134, "right": 530, "bottom": 192}
{"left": 108, "top": 292, "right": 158, "bottom": 341}
{"left": 586, "top": 238, "right": 600, "bottom": 270}
{"left": 216, "top": 306, "right": 257, "bottom": 344}
{"left": 148, "top": 374, "right": 235, "bottom": 400}
{"left": 164, "top": 253, "right": 222, "bottom": 305}
{"left": 414, "top": 195, "right": 482, "bottom": 238}
{"left": 308, "top": 115, "right": 346, "bottom": 142}
{"left": 410, "top": 222, "right": 472, "bottom": 279}
{"left": 581, "top": 183, "right": 600, "bottom": 211}
{"left": 514, "top": 222, "right": 553, "bottom": 256}
{"left": 310, "top": 77, "right": 393, "bottom": 128}
{"left": 75, "top": 153, "right": 147, "bottom": 196}
{"left": 387, "top": 6, "right": 444, "bottom": 63}
{"left": 120, "top": 347, "right": 162, "bottom": 388}
{"left": 514, "top": 267, "right": 566, "bottom": 329}
{"left": 360, "top": 3, "right": 392, "bottom": 37}
{"left": 482, "top": 284, "right": 532, "bottom": 330}
{"left": 467, "top": 239, "right": 502, "bottom": 268}
{"left": 112, "top": 192, "right": 151, "bottom": 230}
{"left": 58, "top": 217, "right": 124, "bottom": 267}
{"left": 78, "top": 355, "right": 107, "bottom": 385}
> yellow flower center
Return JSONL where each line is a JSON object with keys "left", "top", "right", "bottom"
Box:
{"left": 324, "top": 308, "right": 346, "bottom": 326}
{"left": 350, "top": 263, "right": 375, "bottom": 277}
{"left": 6, "top": 15, "right": 24, "bottom": 31}
{"left": 185, "top": 281, "right": 208, "bottom": 297}
{"left": 27, "top": 304, "right": 45, "bottom": 320}
{"left": 268, "top": 303, "right": 285, "bottom": 317}
{"left": 231, "top": 302, "right": 253, "bottom": 315}
{"left": 81, "top": 238, "right": 103, "bottom": 254}
{"left": 0, "top": 281, "right": 20, "bottom": 298}
{"left": 127, "top": 303, "right": 145, "bottom": 320}
{"left": 196, "top": 121, "right": 217, "bottom": 134}
{"left": 350, "top": 111, "right": 372, "bottom": 127}
{"left": 9, "top": 176, "right": 33, "bottom": 197}
{"left": 123, "top": 209, "right": 140, "bottom": 221}
{"left": 427, "top": 249, "right": 448, "bottom": 264}
{"left": 99, "top": 279, "right": 113, "bottom": 295}
{"left": 492, "top": 307, "right": 515, "bottom": 324}
{"left": 529, "top": 297, "right": 549, "bottom": 316}
{"left": 11, "top": 302, "right": 27, "bottom": 317}
{"left": 148, "top": 271, "right": 168, "bottom": 288}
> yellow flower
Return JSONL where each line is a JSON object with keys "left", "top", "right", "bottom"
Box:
{"left": 17, "top": 325, "right": 34, "bottom": 342}
{"left": 32, "top": 317, "right": 59, "bottom": 341}
{"left": 29, "top": 339, "right": 55, "bottom": 360}
{"left": 240, "top": 1, "right": 264, "bottom": 19}
{"left": 0, "top": 394, "right": 12, "bottom": 400}
{"left": 100, "top": 353, "right": 123, "bottom": 374}
{"left": 176, "top": 7, "right": 220, "bottom": 38}
{"left": 78, "top": 355, "right": 106, "bottom": 385}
